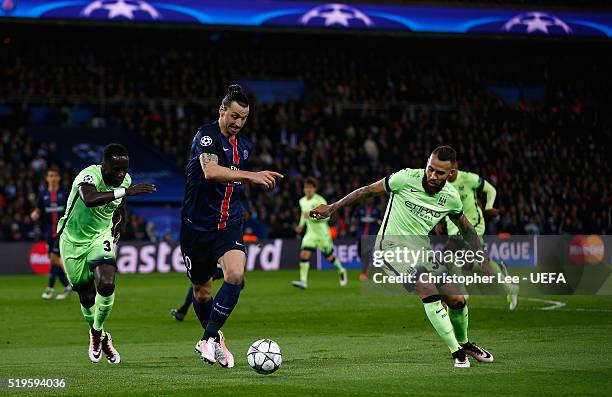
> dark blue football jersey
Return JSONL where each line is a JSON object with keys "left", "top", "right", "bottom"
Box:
{"left": 37, "top": 188, "right": 67, "bottom": 239}
{"left": 181, "top": 121, "right": 253, "bottom": 232}
{"left": 356, "top": 205, "right": 381, "bottom": 237}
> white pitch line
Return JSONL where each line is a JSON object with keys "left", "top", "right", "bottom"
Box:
{"left": 364, "top": 298, "right": 612, "bottom": 312}
{"left": 521, "top": 297, "right": 566, "bottom": 311}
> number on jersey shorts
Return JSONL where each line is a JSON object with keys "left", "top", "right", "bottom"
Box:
{"left": 183, "top": 255, "right": 193, "bottom": 279}
{"left": 301, "top": 232, "right": 334, "bottom": 257}
{"left": 59, "top": 233, "right": 116, "bottom": 286}
{"left": 179, "top": 222, "right": 245, "bottom": 284}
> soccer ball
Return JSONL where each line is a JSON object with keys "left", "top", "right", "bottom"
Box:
{"left": 247, "top": 339, "right": 282, "bottom": 375}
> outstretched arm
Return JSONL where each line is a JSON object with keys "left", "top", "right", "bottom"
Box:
{"left": 199, "top": 153, "right": 283, "bottom": 189}
{"left": 310, "top": 179, "right": 386, "bottom": 220}
{"left": 79, "top": 183, "right": 156, "bottom": 208}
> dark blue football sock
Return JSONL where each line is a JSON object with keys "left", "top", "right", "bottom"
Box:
{"left": 204, "top": 282, "right": 241, "bottom": 340}
{"left": 192, "top": 293, "right": 213, "bottom": 332}
{"left": 48, "top": 264, "right": 60, "bottom": 288}
{"left": 57, "top": 265, "right": 70, "bottom": 287}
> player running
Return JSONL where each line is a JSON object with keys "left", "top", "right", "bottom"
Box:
{"left": 31, "top": 166, "right": 71, "bottom": 300}
{"left": 311, "top": 146, "right": 494, "bottom": 368}
{"left": 292, "top": 177, "right": 347, "bottom": 289}
{"left": 355, "top": 198, "right": 382, "bottom": 282}
{"left": 180, "top": 84, "right": 282, "bottom": 368}
{"left": 444, "top": 163, "right": 519, "bottom": 310}
{"left": 57, "top": 144, "right": 156, "bottom": 364}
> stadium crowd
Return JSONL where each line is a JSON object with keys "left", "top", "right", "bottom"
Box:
{"left": 0, "top": 30, "right": 610, "bottom": 240}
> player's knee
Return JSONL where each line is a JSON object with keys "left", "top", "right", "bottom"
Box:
{"left": 300, "top": 251, "right": 311, "bottom": 261}
{"left": 79, "top": 295, "right": 95, "bottom": 308}
{"left": 193, "top": 284, "right": 212, "bottom": 302}
{"left": 96, "top": 280, "right": 115, "bottom": 297}
{"left": 445, "top": 295, "right": 466, "bottom": 309}
{"left": 415, "top": 281, "right": 438, "bottom": 299}
{"left": 75, "top": 286, "right": 95, "bottom": 307}
{"left": 50, "top": 254, "right": 60, "bottom": 266}
{"left": 224, "top": 270, "right": 244, "bottom": 285}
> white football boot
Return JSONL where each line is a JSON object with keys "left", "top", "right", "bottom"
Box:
{"left": 462, "top": 341, "right": 494, "bottom": 363}
{"left": 216, "top": 331, "right": 234, "bottom": 368}
{"left": 102, "top": 332, "right": 121, "bottom": 364}
{"left": 291, "top": 281, "right": 308, "bottom": 289}
{"left": 88, "top": 329, "right": 103, "bottom": 363}
{"left": 41, "top": 287, "right": 54, "bottom": 300}
{"left": 339, "top": 269, "right": 348, "bottom": 287}
{"left": 197, "top": 338, "right": 216, "bottom": 365}
{"left": 452, "top": 349, "right": 471, "bottom": 368}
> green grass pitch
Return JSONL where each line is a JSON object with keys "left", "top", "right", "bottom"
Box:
{"left": 1, "top": 270, "right": 612, "bottom": 396}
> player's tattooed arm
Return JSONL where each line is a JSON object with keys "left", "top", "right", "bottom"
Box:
{"left": 200, "top": 152, "right": 244, "bottom": 182}
{"left": 450, "top": 214, "right": 491, "bottom": 274}
{"left": 79, "top": 183, "right": 156, "bottom": 207}
{"left": 451, "top": 214, "right": 481, "bottom": 249}
{"left": 310, "top": 179, "right": 385, "bottom": 220}
{"left": 200, "top": 153, "right": 283, "bottom": 189}
{"left": 199, "top": 153, "right": 219, "bottom": 176}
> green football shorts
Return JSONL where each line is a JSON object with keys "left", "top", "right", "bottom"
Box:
{"left": 301, "top": 232, "right": 334, "bottom": 257}
{"left": 59, "top": 233, "right": 116, "bottom": 286}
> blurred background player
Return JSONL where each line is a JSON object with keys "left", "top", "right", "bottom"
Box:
{"left": 443, "top": 161, "right": 519, "bottom": 310}
{"left": 57, "top": 143, "right": 156, "bottom": 364}
{"left": 180, "top": 84, "right": 282, "bottom": 368}
{"left": 292, "top": 177, "right": 347, "bottom": 289}
{"left": 355, "top": 198, "right": 382, "bottom": 282}
{"left": 31, "top": 166, "right": 71, "bottom": 300}
{"left": 311, "top": 146, "right": 494, "bottom": 368}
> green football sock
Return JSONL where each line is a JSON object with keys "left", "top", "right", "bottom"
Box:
{"left": 81, "top": 304, "right": 94, "bottom": 328}
{"left": 448, "top": 304, "right": 469, "bottom": 345}
{"left": 331, "top": 258, "right": 345, "bottom": 273}
{"left": 423, "top": 298, "right": 461, "bottom": 353}
{"left": 93, "top": 292, "right": 115, "bottom": 332}
{"left": 299, "top": 261, "right": 309, "bottom": 283}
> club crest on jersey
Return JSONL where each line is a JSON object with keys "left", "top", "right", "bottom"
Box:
{"left": 200, "top": 136, "right": 212, "bottom": 147}
{"left": 437, "top": 194, "right": 447, "bottom": 206}
{"left": 243, "top": 149, "right": 249, "bottom": 160}
{"left": 83, "top": 175, "right": 94, "bottom": 184}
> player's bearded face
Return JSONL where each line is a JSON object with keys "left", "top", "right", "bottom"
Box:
{"left": 424, "top": 155, "right": 453, "bottom": 194}
{"left": 220, "top": 102, "right": 249, "bottom": 136}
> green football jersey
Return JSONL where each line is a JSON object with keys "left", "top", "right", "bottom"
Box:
{"left": 446, "top": 170, "right": 484, "bottom": 236}
{"left": 299, "top": 194, "right": 330, "bottom": 236}
{"left": 379, "top": 168, "right": 463, "bottom": 243}
{"left": 58, "top": 164, "right": 131, "bottom": 245}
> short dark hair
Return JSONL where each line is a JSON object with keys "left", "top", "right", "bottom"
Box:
{"left": 431, "top": 145, "right": 456, "bottom": 163}
{"left": 222, "top": 84, "right": 249, "bottom": 109}
{"left": 104, "top": 143, "right": 129, "bottom": 162}
{"left": 304, "top": 177, "right": 319, "bottom": 189}
{"left": 47, "top": 166, "right": 60, "bottom": 175}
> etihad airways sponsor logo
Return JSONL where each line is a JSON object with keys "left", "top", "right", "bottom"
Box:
{"left": 404, "top": 200, "right": 443, "bottom": 219}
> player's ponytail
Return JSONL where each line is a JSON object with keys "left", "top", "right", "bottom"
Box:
{"left": 222, "top": 84, "right": 249, "bottom": 108}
